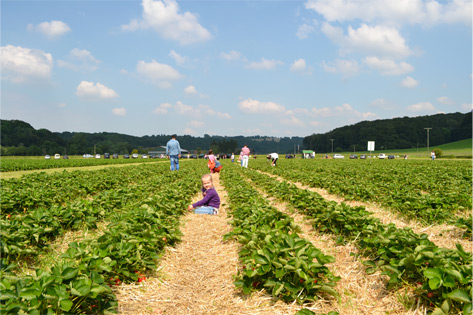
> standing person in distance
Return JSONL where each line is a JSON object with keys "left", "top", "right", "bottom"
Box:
{"left": 166, "top": 134, "right": 181, "bottom": 171}
{"left": 240, "top": 144, "right": 250, "bottom": 168}
{"left": 231, "top": 153, "right": 235, "bottom": 163}
{"left": 267, "top": 153, "right": 279, "bottom": 166}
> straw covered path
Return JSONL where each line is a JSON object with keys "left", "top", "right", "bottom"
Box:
{"left": 116, "top": 173, "right": 311, "bottom": 315}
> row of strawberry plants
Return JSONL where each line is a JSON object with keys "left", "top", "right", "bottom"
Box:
{"left": 220, "top": 167, "right": 340, "bottom": 304}
{"left": 243, "top": 168, "right": 472, "bottom": 314}
{"left": 1, "top": 164, "right": 179, "bottom": 265}
{"left": 250, "top": 159, "right": 472, "bottom": 225}
{"left": 0, "top": 156, "right": 163, "bottom": 172}
{"left": 1, "top": 165, "right": 158, "bottom": 214}
{"left": 1, "top": 165, "right": 205, "bottom": 314}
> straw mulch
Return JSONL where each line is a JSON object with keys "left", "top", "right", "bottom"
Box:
{"left": 258, "top": 171, "right": 472, "bottom": 252}
{"left": 116, "top": 173, "right": 325, "bottom": 315}
{"left": 247, "top": 179, "right": 427, "bottom": 315}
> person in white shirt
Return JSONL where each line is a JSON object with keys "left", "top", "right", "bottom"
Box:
{"left": 267, "top": 153, "right": 279, "bottom": 166}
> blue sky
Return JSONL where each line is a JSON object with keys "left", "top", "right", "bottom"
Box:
{"left": 1, "top": 0, "right": 471, "bottom": 137}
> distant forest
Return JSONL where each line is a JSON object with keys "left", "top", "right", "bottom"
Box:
{"left": 0, "top": 120, "right": 303, "bottom": 156}
{"left": 1, "top": 111, "right": 470, "bottom": 156}
{"left": 303, "top": 111, "right": 471, "bottom": 152}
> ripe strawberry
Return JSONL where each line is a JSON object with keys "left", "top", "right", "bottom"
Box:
{"left": 427, "top": 292, "right": 434, "bottom": 298}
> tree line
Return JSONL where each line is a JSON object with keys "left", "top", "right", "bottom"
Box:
{"left": 303, "top": 112, "right": 471, "bottom": 153}
{"left": 0, "top": 120, "right": 303, "bottom": 156}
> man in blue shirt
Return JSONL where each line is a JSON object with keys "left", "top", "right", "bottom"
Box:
{"left": 166, "top": 135, "right": 181, "bottom": 171}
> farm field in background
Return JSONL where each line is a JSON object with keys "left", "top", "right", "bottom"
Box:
{"left": 1, "top": 158, "right": 471, "bottom": 314}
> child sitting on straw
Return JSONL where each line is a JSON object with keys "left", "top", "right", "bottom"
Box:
{"left": 187, "top": 174, "right": 220, "bottom": 215}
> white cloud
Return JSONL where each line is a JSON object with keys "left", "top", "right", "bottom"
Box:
{"left": 407, "top": 102, "right": 436, "bottom": 112}
{"left": 189, "top": 120, "right": 204, "bottom": 127}
{"left": 322, "top": 59, "right": 360, "bottom": 78}
{"left": 305, "top": 0, "right": 472, "bottom": 26}
{"left": 245, "top": 58, "right": 283, "bottom": 70}
{"left": 199, "top": 104, "right": 231, "bottom": 119}
{"left": 112, "top": 107, "right": 127, "bottom": 116}
{"left": 57, "top": 48, "right": 100, "bottom": 72}
{"left": 296, "top": 23, "right": 315, "bottom": 39}
{"left": 290, "top": 58, "right": 311, "bottom": 74}
{"left": 401, "top": 76, "right": 419, "bottom": 88}
{"left": 27, "top": 20, "right": 71, "bottom": 39}
{"left": 238, "top": 98, "right": 286, "bottom": 114}
{"left": 136, "top": 59, "right": 183, "bottom": 88}
{"left": 153, "top": 102, "right": 172, "bottom": 115}
{"left": 369, "top": 98, "right": 396, "bottom": 110}
{"left": 75, "top": 81, "right": 119, "bottom": 99}
{"left": 184, "top": 85, "right": 198, "bottom": 95}
{"left": 281, "top": 115, "right": 305, "bottom": 126}
{"left": 1, "top": 45, "right": 53, "bottom": 83}
{"left": 322, "top": 23, "right": 411, "bottom": 59}
{"left": 220, "top": 50, "right": 245, "bottom": 61}
{"left": 437, "top": 96, "right": 455, "bottom": 105}
{"left": 364, "top": 57, "right": 414, "bottom": 75}
{"left": 169, "top": 50, "right": 188, "bottom": 66}
{"left": 122, "top": 0, "right": 212, "bottom": 45}
{"left": 58, "top": 103, "right": 67, "bottom": 108}
{"left": 311, "top": 103, "right": 377, "bottom": 120}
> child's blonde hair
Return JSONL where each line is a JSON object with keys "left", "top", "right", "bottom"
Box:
{"left": 201, "top": 173, "right": 213, "bottom": 182}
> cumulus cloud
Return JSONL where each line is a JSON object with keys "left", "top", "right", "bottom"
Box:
{"left": 112, "top": 107, "right": 126, "bottom": 116}
{"left": 305, "top": 0, "right": 472, "bottom": 26}
{"left": 290, "top": 58, "right": 311, "bottom": 74}
{"left": 437, "top": 96, "right": 455, "bottom": 105}
{"left": 238, "top": 98, "right": 286, "bottom": 114}
{"left": 1, "top": 45, "right": 53, "bottom": 83}
{"left": 281, "top": 115, "right": 305, "bottom": 126}
{"left": 245, "top": 58, "right": 283, "bottom": 70}
{"left": 27, "top": 20, "right": 71, "bottom": 39}
{"left": 220, "top": 50, "right": 245, "bottom": 61}
{"left": 311, "top": 103, "right": 377, "bottom": 120}
{"left": 296, "top": 23, "right": 316, "bottom": 39}
{"left": 364, "top": 57, "right": 414, "bottom": 75}
{"left": 401, "top": 76, "right": 419, "bottom": 88}
{"left": 322, "top": 23, "right": 412, "bottom": 59}
{"left": 136, "top": 59, "right": 183, "bottom": 88}
{"left": 189, "top": 120, "right": 204, "bottom": 127}
{"left": 184, "top": 85, "right": 198, "bottom": 95}
{"left": 57, "top": 48, "right": 100, "bottom": 72}
{"left": 407, "top": 102, "right": 436, "bottom": 112}
{"left": 75, "top": 81, "right": 119, "bottom": 99}
{"left": 322, "top": 59, "right": 360, "bottom": 78}
{"left": 121, "top": 0, "right": 212, "bottom": 45}
{"left": 153, "top": 102, "right": 172, "bottom": 115}
{"left": 169, "top": 50, "right": 188, "bottom": 66}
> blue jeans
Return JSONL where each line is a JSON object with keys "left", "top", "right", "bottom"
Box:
{"left": 194, "top": 206, "right": 217, "bottom": 215}
{"left": 170, "top": 155, "right": 179, "bottom": 171}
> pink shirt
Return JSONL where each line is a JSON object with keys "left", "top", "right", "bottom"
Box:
{"left": 241, "top": 147, "right": 250, "bottom": 156}
{"left": 208, "top": 154, "right": 216, "bottom": 162}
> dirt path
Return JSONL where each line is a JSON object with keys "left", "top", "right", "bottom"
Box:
{"left": 256, "top": 170, "right": 471, "bottom": 252}
{"left": 115, "top": 173, "right": 312, "bottom": 315}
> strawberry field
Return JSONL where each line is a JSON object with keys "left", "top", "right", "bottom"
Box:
{"left": 1, "top": 158, "right": 471, "bottom": 314}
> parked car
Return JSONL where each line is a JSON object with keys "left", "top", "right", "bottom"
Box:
{"left": 388, "top": 155, "right": 395, "bottom": 159}
{"left": 123, "top": 154, "right": 130, "bottom": 159}
{"left": 112, "top": 154, "right": 119, "bottom": 159}
{"left": 95, "top": 154, "right": 101, "bottom": 159}
{"left": 83, "top": 154, "right": 93, "bottom": 158}
{"left": 142, "top": 154, "right": 148, "bottom": 159}
{"left": 54, "top": 153, "right": 60, "bottom": 159}
{"left": 62, "top": 155, "right": 69, "bottom": 159}
{"left": 189, "top": 154, "right": 197, "bottom": 159}
{"left": 333, "top": 154, "right": 345, "bottom": 159}
{"left": 378, "top": 153, "right": 387, "bottom": 159}
{"left": 104, "top": 153, "right": 110, "bottom": 159}
{"left": 285, "top": 154, "right": 295, "bottom": 159}
{"left": 132, "top": 153, "right": 139, "bottom": 159}
{"left": 360, "top": 154, "right": 367, "bottom": 159}
{"left": 45, "top": 155, "right": 51, "bottom": 159}
{"left": 350, "top": 154, "right": 358, "bottom": 159}
{"left": 198, "top": 154, "right": 205, "bottom": 159}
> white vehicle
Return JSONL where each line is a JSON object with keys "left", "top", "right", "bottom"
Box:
{"left": 83, "top": 154, "right": 93, "bottom": 158}
{"left": 333, "top": 154, "right": 345, "bottom": 159}
{"left": 54, "top": 153, "right": 60, "bottom": 159}
{"left": 378, "top": 153, "right": 387, "bottom": 159}
{"left": 141, "top": 154, "right": 148, "bottom": 159}
{"left": 95, "top": 154, "right": 101, "bottom": 159}
{"left": 45, "top": 155, "right": 51, "bottom": 159}
{"left": 132, "top": 153, "right": 139, "bottom": 159}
